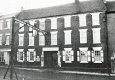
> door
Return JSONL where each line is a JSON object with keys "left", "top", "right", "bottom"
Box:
{"left": 44, "top": 51, "right": 58, "bottom": 67}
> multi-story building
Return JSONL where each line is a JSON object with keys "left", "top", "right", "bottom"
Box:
{"left": 13, "top": 0, "right": 109, "bottom": 72}
{"left": 106, "top": 1, "right": 115, "bottom": 73}
{"left": 0, "top": 13, "right": 18, "bottom": 65}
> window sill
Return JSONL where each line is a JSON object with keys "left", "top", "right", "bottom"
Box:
{"left": 93, "top": 61, "right": 102, "bottom": 63}
{"left": 80, "top": 61, "right": 88, "bottom": 63}
{"left": 18, "top": 60, "right": 24, "bottom": 62}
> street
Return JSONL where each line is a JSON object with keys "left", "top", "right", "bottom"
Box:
{"left": 0, "top": 67, "right": 115, "bottom": 80}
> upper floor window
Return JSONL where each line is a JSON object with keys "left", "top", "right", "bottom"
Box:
{"left": 39, "top": 32, "right": 45, "bottom": 46}
{"left": 92, "top": 28, "right": 101, "bottom": 44}
{"left": 5, "top": 19, "right": 11, "bottom": 29}
{"left": 79, "top": 14, "right": 87, "bottom": 27}
{"left": 18, "top": 34, "right": 24, "bottom": 46}
{"left": 62, "top": 48, "right": 74, "bottom": 63}
{"left": 27, "top": 49, "right": 36, "bottom": 62}
{"left": 5, "top": 33, "right": 10, "bottom": 45}
{"left": 64, "top": 15, "right": 71, "bottom": 28}
{"left": 39, "top": 19, "right": 45, "bottom": 30}
{"left": 0, "top": 34, "right": 3, "bottom": 45}
{"left": 29, "top": 33, "right": 34, "bottom": 46}
{"left": 51, "top": 17, "right": 57, "bottom": 29}
{"left": 29, "top": 20, "right": 36, "bottom": 31}
{"left": 91, "top": 13, "right": 100, "bottom": 26}
{"left": 79, "top": 29, "right": 87, "bottom": 44}
{"left": 51, "top": 31, "right": 58, "bottom": 45}
{"left": 0, "top": 52, "right": 4, "bottom": 62}
{"left": 19, "top": 23, "right": 24, "bottom": 32}
{"left": 77, "top": 47, "right": 91, "bottom": 63}
{"left": 17, "top": 49, "right": 24, "bottom": 62}
{"left": 92, "top": 47, "right": 104, "bottom": 63}
{"left": 0, "top": 21, "right": 3, "bottom": 30}
{"left": 64, "top": 30, "right": 72, "bottom": 45}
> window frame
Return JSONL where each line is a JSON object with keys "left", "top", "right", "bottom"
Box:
{"left": 0, "top": 34, "right": 3, "bottom": 45}
{"left": 18, "top": 34, "right": 24, "bottom": 46}
{"left": 51, "top": 17, "right": 57, "bottom": 29}
{"left": 79, "top": 29, "right": 87, "bottom": 44}
{"left": 51, "top": 31, "right": 58, "bottom": 45}
{"left": 39, "top": 18, "right": 45, "bottom": 30}
{"left": 19, "top": 23, "right": 24, "bottom": 32}
{"left": 0, "top": 21, "right": 3, "bottom": 30}
{"left": 39, "top": 32, "right": 45, "bottom": 46}
{"left": 17, "top": 49, "right": 24, "bottom": 62}
{"left": 64, "top": 15, "right": 71, "bottom": 28}
{"left": 28, "top": 33, "right": 34, "bottom": 46}
{"left": 64, "top": 30, "right": 72, "bottom": 45}
{"left": 79, "top": 14, "right": 87, "bottom": 27}
{"left": 5, "top": 19, "right": 11, "bottom": 29}
{"left": 27, "top": 49, "right": 36, "bottom": 62}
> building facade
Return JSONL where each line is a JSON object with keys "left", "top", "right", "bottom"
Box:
{"left": 12, "top": 0, "right": 110, "bottom": 72}
{"left": 0, "top": 13, "right": 18, "bottom": 65}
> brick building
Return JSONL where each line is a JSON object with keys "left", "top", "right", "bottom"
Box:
{"left": 12, "top": 0, "right": 110, "bottom": 72}
{"left": 0, "top": 13, "right": 18, "bottom": 65}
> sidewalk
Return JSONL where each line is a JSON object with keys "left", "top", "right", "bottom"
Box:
{"left": 1, "top": 66, "right": 115, "bottom": 77}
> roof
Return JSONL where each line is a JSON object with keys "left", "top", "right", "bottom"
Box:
{"left": 106, "top": 1, "right": 115, "bottom": 12}
{"left": 0, "top": 13, "right": 19, "bottom": 20}
{"left": 17, "top": 0, "right": 106, "bottom": 20}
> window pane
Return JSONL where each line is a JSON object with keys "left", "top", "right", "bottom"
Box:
{"left": 64, "top": 30, "right": 72, "bottom": 45}
{"left": 19, "top": 34, "right": 24, "bottom": 46}
{"left": 51, "top": 18, "right": 57, "bottom": 29}
{"left": 6, "top": 35, "right": 10, "bottom": 45}
{"left": 0, "top": 36, "right": 2, "bottom": 45}
{"left": 0, "top": 22, "right": 3, "bottom": 30}
{"left": 39, "top": 19, "right": 45, "bottom": 30}
{"left": 51, "top": 31, "right": 57, "bottom": 45}
{"left": 30, "top": 52, "right": 34, "bottom": 60}
{"left": 19, "top": 52, "right": 23, "bottom": 60}
{"left": 92, "top": 28, "right": 101, "bottom": 43}
{"left": 19, "top": 23, "right": 24, "bottom": 32}
{"left": 92, "top": 13, "right": 100, "bottom": 26}
{"left": 39, "top": 33, "right": 45, "bottom": 46}
{"left": 64, "top": 16, "right": 71, "bottom": 28}
{"left": 29, "top": 34, "right": 34, "bottom": 46}
{"left": 79, "top": 29, "right": 87, "bottom": 43}
{"left": 79, "top": 14, "right": 87, "bottom": 27}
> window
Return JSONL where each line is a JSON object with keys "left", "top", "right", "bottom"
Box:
{"left": 5, "top": 19, "right": 11, "bottom": 29}
{"left": 29, "top": 20, "right": 35, "bottom": 31}
{"left": 51, "top": 31, "right": 58, "bottom": 45}
{"left": 29, "top": 33, "right": 34, "bottom": 46}
{"left": 79, "top": 29, "right": 87, "bottom": 43}
{"left": 0, "top": 34, "right": 2, "bottom": 45}
{"left": 92, "top": 28, "right": 101, "bottom": 44}
{"left": 91, "top": 13, "right": 100, "bottom": 26}
{"left": 39, "top": 19, "right": 45, "bottom": 30}
{"left": 51, "top": 17, "right": 57, "bottom": 29}
{"left": 19, "top": 23, "right": 24, "bottom": 32}
{"left": 18, "top": 34, "right": 24, "bottom": 46}
{"left": 77, "top": 47, "right": 90, "bottom": 63}
{"left": 64, "top": 30, "right": 72, "bottom": 45}
{"left": 79, "top": 14, "right": 87, "bottom": 27}
{"left": 92, "top": 47, "right": 104, "bottom": 63}
{"left": 62, "top": 48, "right": 74, "bottom": 63}
{"left": 64, "top": 15, "right": 71, "bottom": 28}
{"left": 0, "top": 52, "right": 4, "bottom": 62}
{"left": 27, "top": 49, "right": 36, "bottom": 62}
{"left": 0, "top": 21, "right": 3, "bottom": 30}
{"left": 5, "top": 33, "right": 10, "bottom": 45}
{"left": 39, "top": 32, "right": 45, "bottom": 46}
{"left": 17, "top": 49, "right": 24, "bottom": 62}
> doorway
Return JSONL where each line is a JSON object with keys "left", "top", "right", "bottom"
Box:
{"left": 44, "top": 51, "right": 58, "bottom": 67}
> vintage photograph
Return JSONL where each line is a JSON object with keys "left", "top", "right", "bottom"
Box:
{"left": 0, "top": 0, "right": 115, "bottom": 80}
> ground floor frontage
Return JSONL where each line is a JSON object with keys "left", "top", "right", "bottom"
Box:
{"left": 0, "top": 49, "right": 10, "bottom": 65}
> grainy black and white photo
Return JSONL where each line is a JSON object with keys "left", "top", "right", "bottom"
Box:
{"left": 0, "top": 0, "right": 115, "bottom": 80}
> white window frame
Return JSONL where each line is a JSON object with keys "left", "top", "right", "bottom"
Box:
{"left": 64, "top": 30, "right": 72, "bottom": 45}
{"left": 0, "top": 52, "right": 4, "bottom": 62}
{"left": 0, "top": 34, "right": 3, "bottom": 45}
{"left": 19, "top": 23, "right": 24, "bottom": 32}
{"left": 92, "top": 28, "right": 101, "bottom": 44}
{"left": 64, "top": 15, "right": 71, "bottom": 28}
{"left": 77, "top": 47, "right": 90, "bottom": 63}
{"left": 63, "top": 48, "right": 74, "bottom": 63}
{"left": 92, "top": 47, "right": 104, "bottom": 63}
{"left": 51, "top": 17, "right": 57, "bottom": 29}
{"left": 51, "top": 31, "right": 58, "bottom": 45}
{"left": 17, "top": 49, "right": 24, "bottom": 62}
{"left": 39, "top": 18, "right": 45, "bottom": 30}
{"left": 29, "top": 20, "right": 36, "bottom": 31}
{"left": 39, "top": 32, "right": 45, "bottom": 46}
{"left": 18, "top": 34, "right": 24, "bottom": 46}
{"left": 79, "top": 29, "right": 87, "bottom": 44}
{"left": 5, "top": 33, "right": 10, "bottom": 45}
{"left": 28, "top": 33, "right": 34, "bottom": 46}
{"left": 79, "top": 14, "right": 87, "bottom": 27}
{"left": 0, "top": 21, "right": 3, "bottom": 30}
{"left": 27, "top": 49, "right": 36, "bottom": 62}
{"left": 5, "top": 19, "right": 11, "bottom": 29}
{"left": 91, "top": 12, "right": 100, "bottom": 26}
